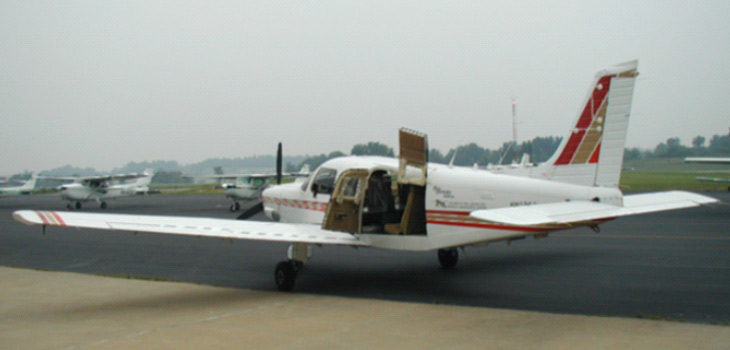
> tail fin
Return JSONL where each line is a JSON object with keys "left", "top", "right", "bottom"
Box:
{"left": 531, "top": 60, "right": 638, "bottom": 187}
{"left": 20, "top": 174, "right": 37, "bottom": 191}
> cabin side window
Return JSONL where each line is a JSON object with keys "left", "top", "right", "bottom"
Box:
{"left": 252, "top": 177, "right": 266, "bottom": 187}
{"left": 311, "top": 168, "right": 337, "bottom": 196}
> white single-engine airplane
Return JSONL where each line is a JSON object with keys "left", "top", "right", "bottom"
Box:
{"left": 684, "top": 157, "right": 730, "bottom": 190}
{"left": 0, "top": 175, "right": 37, "bottom": 198}
{"left": 48, "top": 170, "right": 154, "bottom": 209}
{"left": 189, "top": 145, "right": 310, "bottom": 212}
{"left": 14, "top": 61, "right": 718, "bottom": 291}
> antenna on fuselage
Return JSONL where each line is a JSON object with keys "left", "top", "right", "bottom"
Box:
{"left": 448, "top": 149, "right": 458, "bottom": 168}
{"left": 498, "top": 96, "right": 519, "bottom": 165}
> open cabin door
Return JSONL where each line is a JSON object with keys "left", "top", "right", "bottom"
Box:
{"left": 321, "top": 128, "right": 429, "bottom": 236}
{"left": 322, "top": 169, "right": 369, "bottom": 234}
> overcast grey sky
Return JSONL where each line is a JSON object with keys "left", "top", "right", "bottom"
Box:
{"left": 2, "top": 1, "right": 728, "bottom": 174}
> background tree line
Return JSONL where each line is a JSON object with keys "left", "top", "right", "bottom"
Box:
{"left": 13, "top": 131, "right": 728, "bottom": 185}
{"left": 290, "top": 131, "right": 730, "bottom": 171}
{"left": 624, "top": 133, "right": 730, "bottom": 161}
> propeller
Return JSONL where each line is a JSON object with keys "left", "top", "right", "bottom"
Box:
{"left": 237, "top": 202, "right": 264, "bottom": 220}
{"left": 237, "top": 142, "right": 283, "bottom": 220}
{"left": 276, "top": 142, "right": 282, "bottom": 185}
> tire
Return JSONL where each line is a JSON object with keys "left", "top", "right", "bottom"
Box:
{"left": 275, "top": 261, "right": 297, "bottom": 291}
{"left": 100, "top": 202, "right": 107, "bottom": 209}
{"left": 438, "top": 248, "right": 459, "bottom": 269}
{"left": 75, "top": 202, "right": 82, "bottom": 210}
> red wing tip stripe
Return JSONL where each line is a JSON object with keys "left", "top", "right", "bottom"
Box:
{"left": 35, "top": 211, "right": 49, "bottom": 225}
{"left": 50, "top": 211, "right": 66, "bottom": 226}
{"left": 35, "top": 211, "right": 66, "bottom": 226}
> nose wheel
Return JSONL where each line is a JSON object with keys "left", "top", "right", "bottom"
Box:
{"left": 229, "top": 202, "right": 241, "bottom": 212}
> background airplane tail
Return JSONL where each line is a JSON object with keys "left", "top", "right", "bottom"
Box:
{"left": 20, "top": 174, "right": 38, "bottom": 191}
{"left": 533, "top": 60, "right": 638, "bottom": 188}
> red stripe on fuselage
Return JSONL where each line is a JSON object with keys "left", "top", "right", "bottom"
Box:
{"left": 427, "top": 219, "right": 557, "bottom": 232}
{"left": 426, "top": 210, "right": 471, "bottom": 216}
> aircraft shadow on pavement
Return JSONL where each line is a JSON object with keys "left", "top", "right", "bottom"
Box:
{"left": 32, "top": 288, "right": 278, "bottom": 318}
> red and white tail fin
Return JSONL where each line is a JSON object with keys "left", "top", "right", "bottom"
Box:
{"left": 529, "top": 60, "right": 638, "bottom": 187}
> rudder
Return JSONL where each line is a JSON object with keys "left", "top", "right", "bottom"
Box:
{"left": 533, "top": 60, "right": 638, "bottom": 187}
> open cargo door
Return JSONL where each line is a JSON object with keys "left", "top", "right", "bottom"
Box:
{"left": 398, "top": 128, "right": 428, "bottom": 186}
{"left": 384, "top": 128, "right": 428, "bottom": 235}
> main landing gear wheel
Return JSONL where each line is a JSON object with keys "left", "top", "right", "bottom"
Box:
{"left": 100, "top": 202, "right": 107, "bottom": 209}
{"left": 275, "top": 261, "right": 301, "bottom": 291}
{"left": 75, "top": 202, "right": 82, "bottom": 210}
{"left": 66, "top": 203, "right": 73, "bottom": 210}
{"left": 229, "top": 202, "right": 241, "bottom": 212}
{"left": 438, "top": 248, "right": 459, "bottom": 269}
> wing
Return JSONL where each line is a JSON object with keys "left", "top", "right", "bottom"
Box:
{"left": 185, "top": 174, "right": 271, "bottom": 179}
{"left": 108, "top": 173, "right": 151, "bottom": 181}
{"left": 13, "top": 210, "right": 368, "bottom": 247}
{"left": 684, "top": 157, "right": 730, "bottom": 164}
{"left": 470, "top": 191, "right": 717, "bottom": 226}
{"left": 695, "top": 176, "right": 730, "bottom": 183}
{"left": 41, "top": 175, "right": 96, "bottom": 182}
{"left": 43, "top": 173, "right": 149, "bottom": 182}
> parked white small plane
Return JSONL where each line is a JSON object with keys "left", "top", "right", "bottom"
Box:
{"left": 48, "top": 170, "right": 154, "bottom": 209}
{"left": 0, "top": 175, "right": 37, "bottom": 198}
{"left": 14, "top": 60, "right": 718, "bottom": 291}
{"left": 190, "top": 146, "right": 310, "bottom": 212}
{"left": 684, "top": 157, "right": 730, "bottom": 189}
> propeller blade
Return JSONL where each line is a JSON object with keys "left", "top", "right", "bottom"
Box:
{"left": 237, "top": 202, "right": 264, "bottom": 220}
{"left": 276, "top": 142, "right": 283, "bottom": 185}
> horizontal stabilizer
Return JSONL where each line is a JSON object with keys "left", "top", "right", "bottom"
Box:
{"left": 470, "top": 191, "right": 717, "bottom": 227}
{"left": 470, "top": 201, "right": 622, "bottom": 226}
{"left": 13, "top": 211, "right": 368, "bottom": 247}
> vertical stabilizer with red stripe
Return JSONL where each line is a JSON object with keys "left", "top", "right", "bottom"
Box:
{"left": 532, "top": 60, "right": 638, "bottom": 187}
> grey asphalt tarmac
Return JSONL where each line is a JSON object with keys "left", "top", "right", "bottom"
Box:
{"left": 1, "top": 192, "right": 729, "bottom": 324}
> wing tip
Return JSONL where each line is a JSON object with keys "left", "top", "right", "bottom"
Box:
{"left": 13, "top": 210, "right": 42, "bottom": 226}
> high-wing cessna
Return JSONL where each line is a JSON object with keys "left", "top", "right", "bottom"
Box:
{"left": 0, "top": 175, "right": 37, "bottom": 198}
{"left": 188, "top": 147, "right": 310, "bottom": 212}
{"left": 684, "top": 157, "right": 730, "bottom": 190}
{"left": 47, "top": 169, "right": 154, "bottom": 209}
{"left": 14, "top": 60, "right": 718, "bottom": 291}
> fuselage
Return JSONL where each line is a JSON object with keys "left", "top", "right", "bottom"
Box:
{"left": 59, "top": 176, "right": 152, "bottom": 202}
{"left": 222, "top": 176, "right": 269, "bottom": 201}
{"left": 262, "top": 156, "right": 622, "bottom": 251}
{"left": 0, "top": 177, "right": 36, "bottom": 197}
